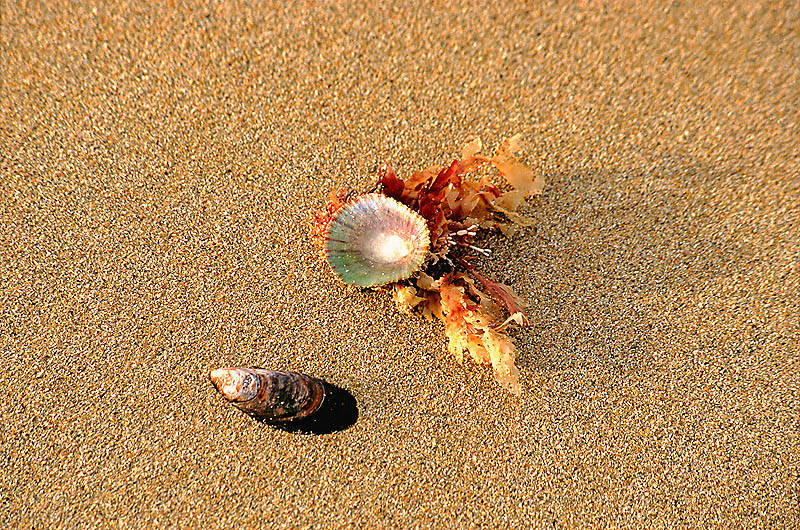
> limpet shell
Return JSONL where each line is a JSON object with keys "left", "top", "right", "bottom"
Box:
{"left": 324, "top": 193, "right": 430, "bottom": 287}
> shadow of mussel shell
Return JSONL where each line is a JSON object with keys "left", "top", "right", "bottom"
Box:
{"left": 209, "top": 367, "right": 357, "bottom": 435}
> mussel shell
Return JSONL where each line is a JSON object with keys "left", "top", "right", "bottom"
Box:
{"left": 325, "top": 193, "right": 430, "bottom": 287}
{"left": 209, "top": 368, "right": 326, "bottom": 422}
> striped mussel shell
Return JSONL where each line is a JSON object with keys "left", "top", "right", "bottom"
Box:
{"left": 324, "top": 193, "right": 430, "bottom": 287}
{"left": 209, "top": 367, "right": 326, "bottom": 422}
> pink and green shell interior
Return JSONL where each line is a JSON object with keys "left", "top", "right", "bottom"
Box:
{"left": 324, "top": 193, "right": 430, "bottom": 287}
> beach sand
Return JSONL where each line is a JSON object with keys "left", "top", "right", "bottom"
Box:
{"left": 2, "top": 1, "right": 798, "bottom": 527}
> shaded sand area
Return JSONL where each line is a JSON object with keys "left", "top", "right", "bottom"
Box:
{"left": 2, "top": 1, "right": 798, "bottom": 527}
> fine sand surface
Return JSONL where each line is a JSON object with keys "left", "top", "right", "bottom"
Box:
{"left": 2, "top": 1, "right": 798, "bottom": 528}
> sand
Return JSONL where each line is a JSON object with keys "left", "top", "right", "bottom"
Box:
{"left": 2, "top": 1, "right": 798, "bottom": 527}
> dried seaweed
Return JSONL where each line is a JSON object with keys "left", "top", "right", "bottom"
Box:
{"left": 313, "top": 136, "right": 543, "bottom": 394}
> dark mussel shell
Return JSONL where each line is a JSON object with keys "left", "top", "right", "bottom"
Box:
{"left": 209, "top": 367, "right": 326, "bottom": 422}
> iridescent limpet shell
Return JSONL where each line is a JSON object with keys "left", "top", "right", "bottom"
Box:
{"left": 209, "top": 367, "right": 326, "bottom": 422}
{"left": 324, "top": 193, "right": 430, "bottom": 287}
